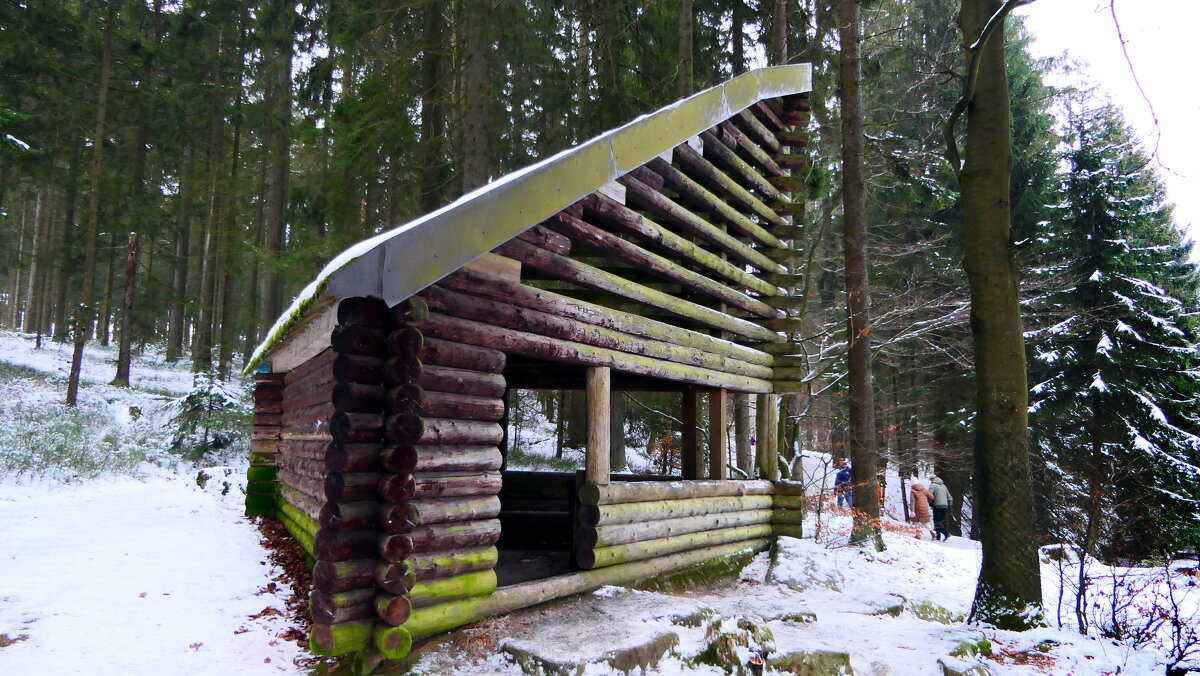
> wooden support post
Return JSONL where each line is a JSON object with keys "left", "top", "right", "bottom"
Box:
{"left": 708, "top": 388, "right": 727, "bottom": 480}
{"left": 681, "top": 388, "right": 702, "bottom": 479}
{"left": 586, "top": 367, "right": 611, "bottom": 485}
{"left": 756, "top": 393, "right": 779, "bottom": 480}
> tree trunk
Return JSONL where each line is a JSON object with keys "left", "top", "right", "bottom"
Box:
{"left": 677, "top": 0, "right": 693, "bottom": 98}
{"left": 959, "top": 0, "right": 1042, "bottom": 629}
{"left": 260, "top": 0, "right": 295, "bottom": 328}
{"left": 459, "top": 4, "right": 491, "bottom": 192}
{"left": 419, "top": 0, "right": 451, "bottom": 211}
{"left": 734, "top": 393, "right": 751, "bottom": 474}
{"left": 166, "top": 143, "right": 194, "bottom": 361}
{"left": 52, "top": 147, "right": 82, "bottom": 341}
{"left": 768, "top": 0, "right": 788, "bottom": 65}
{"left": 836, "top": 0, "right": 879, "bottom": 546}
{"left": 609, "top": 387, "right": 626, "bottom": 472}
{"left": 67, "top": 0, "right": 115, "bottom": 406}
{"left": 731, "top": 0, "right": 745, "bottom": 74}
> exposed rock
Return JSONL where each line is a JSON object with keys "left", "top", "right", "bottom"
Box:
{"left": 937, "top": 656, "right": 993, "bottom": 676}
{"left": 691, "top": 615, "right": 776, "bottom": 676}
{"left": 768, "top": 648, "right": 856, "bottom": 675}
{"left": 907, "top": 600, "right": 963, "bottom": 625}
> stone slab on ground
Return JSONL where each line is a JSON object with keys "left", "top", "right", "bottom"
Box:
{"left": 500, "top": 588, "right": 710, "bottom": 674}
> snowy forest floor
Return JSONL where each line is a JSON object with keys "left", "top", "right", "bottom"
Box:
{"left": 0, "top": 331, "right": 1195, "bottom": 675}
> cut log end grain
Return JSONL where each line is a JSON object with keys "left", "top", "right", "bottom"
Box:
{"left": 337, "top": 297, "right": 392, "bottom": 328}
{"left": 374, "top": 561, "right": 417, "bottom": 595}
{"left": 375, "top": 593, "right": 413, "bottom": 626}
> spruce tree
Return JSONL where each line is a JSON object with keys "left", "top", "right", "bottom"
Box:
{"left": 1028, "top": 100, "right": 1200, "bottom": 558}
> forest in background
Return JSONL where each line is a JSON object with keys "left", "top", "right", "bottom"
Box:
{"left": 1, "top": 0, "right": 1198, "bottom": 569}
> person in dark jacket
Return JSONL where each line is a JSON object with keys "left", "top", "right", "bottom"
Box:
{"left": 834, "top": 458, "right": 853, "bottom": 509}
{"left": 929, "top": 476, "right": 952, "bottom": 541}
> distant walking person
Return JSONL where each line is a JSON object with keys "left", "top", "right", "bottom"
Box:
{"left": 834, "top": 458, "right": 853, "bottom": 509}
{"left": 908, "top": 482, "right": 936, "bottom": 540}
{"left": 929, "top": 476, "right": 952, "bottom": 541}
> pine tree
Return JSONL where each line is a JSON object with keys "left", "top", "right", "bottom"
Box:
{"left": 1028, "top": 100, "right": 1200, "bottom": 559}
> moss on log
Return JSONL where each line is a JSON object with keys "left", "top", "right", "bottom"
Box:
{"left": 409, "top": 570, "right": 498, "bottom": 608}
{"left": 407, "top": 546, "right": 499, "bottom": 582}
{"left": 401, "top": 538, "right": 771, "bottom": 640}
{"left": 577, "top": 523, "right": 773, "bottom": 569}
{"left": 310, "top": 619, "right": 372, "bottom": 656}
{"left": 579, "top": 508, "right": 773, "bottom": 549}
{"left": 772, "top": 508, "right": 804, "bottom": 525}
{"left": 373, "top": 625, "right": 412, "bottom": 660}
{"left": 649, "top": 155, "right": 785, "bottom": 248}
{"left": 773, "top": 494, "right": 806, "bottom": 509}
{"left": 773, "top": 524, "right": 803, "bottom": 539}
{"left": 578, "top": 479, "right": 774, "bottom": 506}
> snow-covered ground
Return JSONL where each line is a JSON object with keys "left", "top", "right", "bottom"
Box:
{"left": 0, "top": 331, "right": 1194, "bottom": 675}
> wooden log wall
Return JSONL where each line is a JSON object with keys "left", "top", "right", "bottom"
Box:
{"left": 308, "top": 297, "right": 392, "bottom": 657}
{"left": 275, "top": 346, "right": 337, "bottom": 555}
{"left": 573, "top": 480, "right": 775, "bottom": 570}
{"left": 377, "top": 297, "right": 506, "bottom": 654}
{"left": 247, "top": 372, "right": 284, "bottom": 517}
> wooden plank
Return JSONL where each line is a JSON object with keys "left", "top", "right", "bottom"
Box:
{"left": 586, "top": 367, "right": 611, "bottom": 486}
{"left": 268, "top": 298, "right": 339, "bottom": 373}
{"left": 577, "top": 494, "right": 773, "bottom": 527}
{"left": 735, "top": 109, "right": 782, "bottom": 154}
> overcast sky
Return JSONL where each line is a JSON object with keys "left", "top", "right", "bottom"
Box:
{"left": 1016, "top": 0, "right": 1200, "bottom": 248}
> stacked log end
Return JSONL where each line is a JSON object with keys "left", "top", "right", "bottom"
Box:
{"left": 771, "top": 480, "right": 805, "bottom": 539}
{"left": 573, "top": 480, "right": 776, "bottom": 570}
{"left": 310, "top": 297, "right": 391, "bottom": 657}
{"left": 247, "top": 372, "right": 284, "bottom": 517}
{"left": 370, "top": 297, "right": 507, "bottom": 656}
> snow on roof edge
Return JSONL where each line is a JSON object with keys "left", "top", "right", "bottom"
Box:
{"left": 245, "top": 64, "right": 812, "bottom": 374}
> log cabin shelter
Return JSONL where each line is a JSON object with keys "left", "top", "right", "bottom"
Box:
{"left": 244, "top": 64, "right": 814, "bottom": 662}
